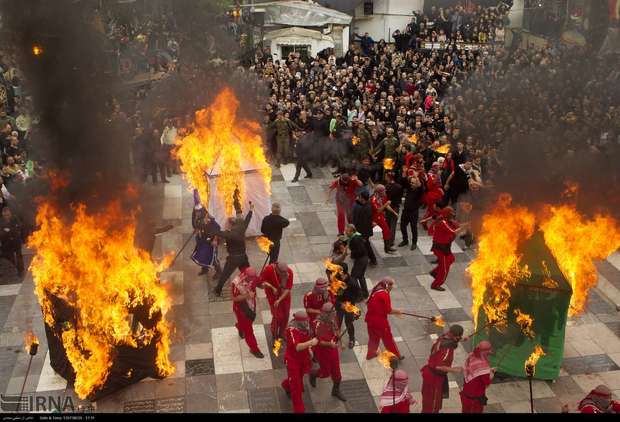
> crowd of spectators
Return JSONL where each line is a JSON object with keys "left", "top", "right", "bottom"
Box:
{"left": 392, "top": 3, "right": 510, "bottom": 52}
{"left": 253, "top": 1, "right": 620, "bottom": 243}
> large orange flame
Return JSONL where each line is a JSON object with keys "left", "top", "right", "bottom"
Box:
{"left": 27, "top": 201, "right": 175, "bottom": 399}
{"left": 540, "top": 205, "right": 620, "bottom": 316}
{"left": 174, "top": 87, "right": 271, "bottom": 215}
{"left": 325, "top": 259, "right": 346, "bottom": 296}
{"left": 467, "top": 194, "right": 536, "bottom": 328}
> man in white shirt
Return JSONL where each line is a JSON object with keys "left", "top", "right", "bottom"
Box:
{"left": 160, "top": 118, "right": 178, "bottom": 177}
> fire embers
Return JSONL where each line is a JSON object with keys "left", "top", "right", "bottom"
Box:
{"left": 174, "top": 87, "right": 272, "bottom": 216}
{"left": 27, "top": 200, "right": 175, "bottom": 399}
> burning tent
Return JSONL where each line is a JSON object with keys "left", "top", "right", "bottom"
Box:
{"left": 469, "top": 193, "right": 620, "bottom": 381}
{"left": 28, "top": 201, "right": 175, "bottom": 401}
{"left": 473, "top": 231, "right": 572, "bottom": 380}
{"left": 174, "top": 87, "right": 272, "bottom": 236}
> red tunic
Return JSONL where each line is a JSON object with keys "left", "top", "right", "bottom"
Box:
{"left": 460, "top": 374, "right": 491, "bottom": 413}
{"left": 421, "top": 337, "right": 456, "bottom": 413}
{"left": 365, "top": 289, "right": 392, "bottom": 328}
{"left": 430, "top": 219, "right": 458, "bottom": 245}
{"left": 330, "top": 179, "right": 359, "bottom": 207}
{"left": 580, "top": 401, "right": 620, "bottom": 413}
{"left": 260, "top": 264, "right": 294, "bottom": 306}
{"left": 303, "top": 291, "right": 335, "bottom": 326}
{"left": 284, "top": 326, "right": 312, "bottom": 369}
{"left": 381, "top": 400, "right": 412, "bottom": 414}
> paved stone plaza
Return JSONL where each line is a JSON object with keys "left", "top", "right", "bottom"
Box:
{"left": 2, "top": 164, "right": 620, "bottom": 413}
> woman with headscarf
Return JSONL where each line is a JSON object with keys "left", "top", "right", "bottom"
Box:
{"left": 281, "top": 311, "right": 319, "bottom": 413}
{"left": 421, "top": 324, "right": 464, "bottom": 413}
{"left": 309, "top": 303, "right": 347, "bottom": 402}
{"left": 365, "top": 277, "right": 403, "bottom": 360}
{"left": 572, "top": 385, "right": 620, "bottom": 413}
{"left": 191, "top": 190, "right": 221, "bottom": 276}
{"left": 380, "top": 369, "right": 416, "bottom": 413}
{"left": 231, "top": 267, "right": 264, "bottom": 359}
{"left": 460, "top": 340, "right": 495, "bottom": 413}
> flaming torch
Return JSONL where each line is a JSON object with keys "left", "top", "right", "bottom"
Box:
{"left": 351, "top": 136, "right": 360, "bottom": 146}
{"left": 378, "top": 350, "right": 398, "bottom": 408}
{"left": 324, "top": 259, "right": 346, "bottom": 296}
{"left": 383, "top": 158, "right": 395, "bottom": 171}
{"left": 256, "top": 236, "right": 274, "bottom": 273}
{"left": 342, "top": 301, "right": 361, "bottom": 319}
{"left": 525, "top": 345, "right": 546, "bottom": 413}
{"left": 401, "top": 312, "right": 445, "bottom": 328}
{"left": 272, "top": 338, "right": 282, "bottom": 357}
{"left": 18, "top": 331, "right": 39, "bottom": 409}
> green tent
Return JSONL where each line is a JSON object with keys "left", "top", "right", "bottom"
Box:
{"left": 473, "top": 230, "right": 572, "bottom": 380}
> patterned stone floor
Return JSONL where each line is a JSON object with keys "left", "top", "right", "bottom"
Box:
{"left": 1, "top": 163, "right": 620, "bottom": 413}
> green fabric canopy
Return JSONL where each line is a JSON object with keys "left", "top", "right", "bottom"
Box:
{"left": 473, "top": 230, "right": 572, "bottom": 380}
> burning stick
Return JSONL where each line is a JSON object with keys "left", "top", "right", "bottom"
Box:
{"left": 351, "top": 136, "right": 360, "bottom": 146}
{"left": 524, "top": 345, "right": 546, "bottom": 413}
{"left": 18, "top": 332, "right": 39, "bottom": 410}
{"left": 401, "top": 312, "right": 445, "bottom": 328}
{"left": 256, "top": 236, "right": 274, "bottom": 273}
{"left": 465, "top": 316, "right": 508, "bottom": 339}
{"left": 324, "top": 259, "right": 346, "bottom": 296}
{"left": 383, "top": 158, "right": 395, "bottom": 171}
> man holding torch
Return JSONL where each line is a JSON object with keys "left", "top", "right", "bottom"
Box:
{"left": 370, "top": 184, "right": 399, "bottom": 254}
{"left": 308, "top": 303, "right": 347, "bottom": 402}
{"left": 420, "top": 324, "right": 464, "bottom": 413}
{"left": 281, "top": 311, "right": 319, "bottom": 413}
{"left": 365, "top": 277, "right": 404, "bottom": 360}
{"left": 380, "top": 369, "right": 415, "bottom": 413}
{"left": 259, "top": 262, "right": 293, "bottom": 340}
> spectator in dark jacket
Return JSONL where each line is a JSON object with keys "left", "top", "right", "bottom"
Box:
{"left": 0, "top": 207, "right": 24, "bottom": 277}
{"left": 214, "top": 203, "right": 254, "bottom": 296}
{"left": 260, "top": 203, "right": 290, "bottom": 264}
{"left": 399, "top": 173, "right": 424, "bottom": 250}
{"left": 352, "top": 190, "right": 377, "bottom": 266}
{"left": 345, "top": 223, "right": 370, "bottom": 299}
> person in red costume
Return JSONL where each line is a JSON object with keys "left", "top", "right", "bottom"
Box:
{"left": 365, "top": 277, "right": 404, "bottom": 360}
{"left": 460, "top": 340, "right": 495, "bottom": 413}
{"left": 326, "top": 173, "right": 363, "bottom": 235}
{"left": 231, "top": 267, "right": 264, "bottom": 358}
{"left": 420, "top": 324, "right": 464, "bottom": 413}
{"left": 281, "top": 311, "right": 318, "bottom": 413}
{"left": 380, "top": 369, "right": 416, "bottom": 413}
{"left": 370, "top": 184, "right": 399, "bottom": 254}
{"left": 308, "top": 303, "right": 347, "bottom": 402}
{"left": 303, "top": 277, "right": 335, "bottom": 331}
{"left": 428, "top": 206, "right": 464, "bottom": 291}
{"left": 420, "top": 162, "right": 444, "bottom": 230}
{"left": 259, "top": 262, "right": 293, "bottom": 340}
{"left": 562, "top": 385, "right": 620, "bottom": 413}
